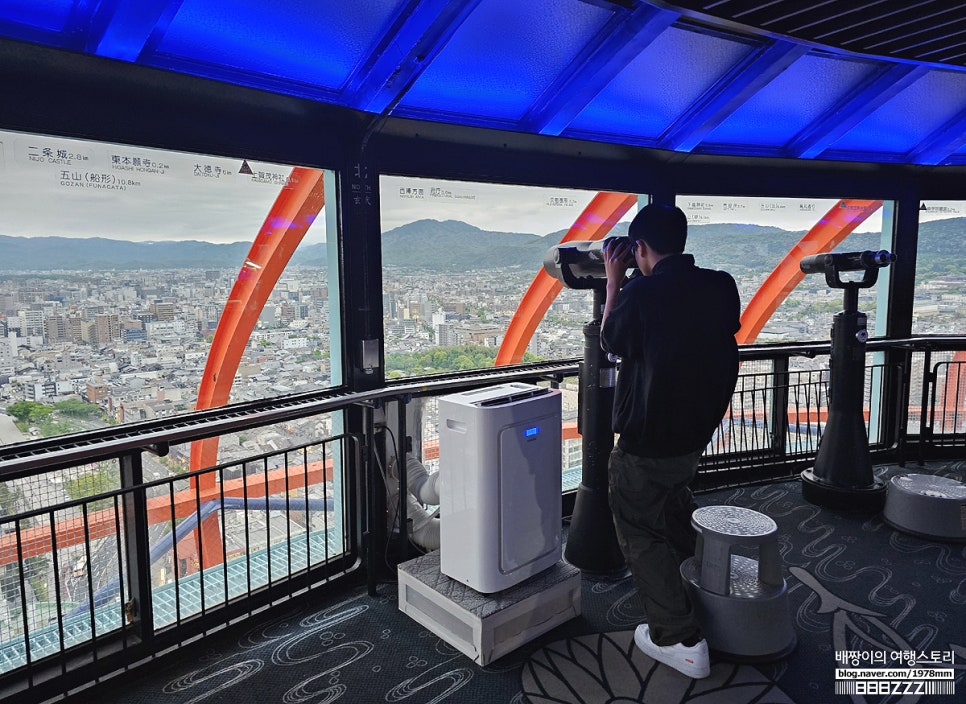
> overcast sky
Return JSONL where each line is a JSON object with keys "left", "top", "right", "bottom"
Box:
{"left": 2, "top": 129, "right": 961, "bottom": 244}
{"left": 378, "top": 176, "right": 894, "bottom": 235}
{"left": 0, "top": 129, "right": 307, "bottom": 243}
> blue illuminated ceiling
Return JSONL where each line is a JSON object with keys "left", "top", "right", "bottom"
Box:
{"left": 1, "top": 0, "right": 964, "bottom": 165}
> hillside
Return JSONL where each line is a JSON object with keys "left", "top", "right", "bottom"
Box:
{"left": 380, "top": 219, "right": 560, "bottom": 271}
{"left": 0, "top": 235, "right": 253, "bottom": 271}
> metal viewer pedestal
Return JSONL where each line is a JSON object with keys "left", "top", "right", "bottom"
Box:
{"left": 540, "top": 241, "right": 625, "bottom": 574}
{"left": 563, "top": 288, "right": 625, "bottom": 573}
{"left": 799, "top": 250, "right": 895, "bottom": 513}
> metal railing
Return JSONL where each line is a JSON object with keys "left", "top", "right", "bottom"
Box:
{"left": 915, "top": 340, "right": 966, "bottom": 455}
{"left": 0, "top": 432, "right": 359, "bottom": 703}
{"left": 0, "top": 339, "right": 964, "bottom": 701}
{"left": 695, "top": 353, "right": 904, "bottom": 489}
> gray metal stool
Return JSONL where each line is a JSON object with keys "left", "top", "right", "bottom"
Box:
{"left": 883, "top": 474, "right": 966, "bottom": 542}
{"left": 680, "top": 505, "right": 796, "bottom": 662}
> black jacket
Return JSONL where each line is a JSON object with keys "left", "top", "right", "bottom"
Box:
{"left": 600, "top": 253, "right": 741, "bottom": 458}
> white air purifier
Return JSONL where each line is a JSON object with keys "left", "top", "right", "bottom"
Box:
{"left": 438, "top": 382, "right": 562, "bottom": 593}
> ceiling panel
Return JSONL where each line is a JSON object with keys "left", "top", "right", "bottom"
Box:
{"left": 829, "top": 69, "right": 966, "bottom": 159}
{"left": 398, "top": 0, "right": 613, "bottom": 123}
{"left": 566, "top": 25, "right": 754, "bottom": 142}
{"left": 153, "top": 0, "right": 408, "bottom": 92}
{"left": 0, "top": 0, "right": 75, "bottom": 34}
{"left": 703, "top": 54, "right": 877, "bottom": 151}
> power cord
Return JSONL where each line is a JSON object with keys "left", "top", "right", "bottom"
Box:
{"left": 371, "top": 422, "right": 405, "bottom": 577}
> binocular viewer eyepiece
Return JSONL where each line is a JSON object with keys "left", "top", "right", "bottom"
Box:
{"left": 543, "top": 239, "right": 621, "bottom": 290}
{"left": 800, "top": 249, "right": 895, "bottom": 289}
{"left": 800, "top": 249, "right": 895, "bottom": 275}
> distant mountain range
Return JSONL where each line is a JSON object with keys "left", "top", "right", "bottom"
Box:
{"left": 1, "top": 217, "right": 962, "bottom": 274}
{"left": 381, "top": 219, "right": 594, "bottom": 271}
{"left": 0, "top": 236, "right": 255, "bottom": 271}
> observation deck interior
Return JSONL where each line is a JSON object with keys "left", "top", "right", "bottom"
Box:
{"left": 86, "top": 458, "right": 966, "bottom": 704}
{"left": 0, "top": 1, "right": 965, "bottom": 703}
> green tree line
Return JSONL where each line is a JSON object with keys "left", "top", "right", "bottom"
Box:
{"left": 385, "top": 345, "right": 541, "bottom": 377}
{"left": 5, "top": 399, "right": 108, "bottom": 437}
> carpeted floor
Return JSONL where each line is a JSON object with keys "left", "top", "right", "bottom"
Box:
{"left": 97, "top": 462, "right": 966, "bottom": 704}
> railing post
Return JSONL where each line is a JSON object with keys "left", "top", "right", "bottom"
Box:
{"left": 119, "top": 450, "right": 153, "bottom": 649}
{"left": 770, "top": 355, "right": 790, "bottom": 459}
{"left": 357, "top": 403, "right": 385, "bottom": 596}
{"left": 919, "top": 348, "right": 934, "bottom": 464}
{"left": 883, "top": 346, "right": 912, "bottom": 464}
{"left": 394, "top": 395, "right": 410, "bottom": 565}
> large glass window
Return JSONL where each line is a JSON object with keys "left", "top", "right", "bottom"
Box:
{"left": 0, "top": 131, "right": 346, "bottom": 664}
{"left": 0, "top": 129, "right": 340, "bottom": 444}
{"left": 907, "top": 201, "right": 966, "bottom": 440}
{"left": 379, "top": 177, "right": 637, "bottom": 494}
{"left": 912, "top": 200, "right": 966, "bottom": 334}
{"left": 679, "top": 195, "right": 897, "bottom": 454}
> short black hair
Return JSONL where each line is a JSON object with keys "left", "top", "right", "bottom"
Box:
{"left": 628, "top": 203, "right": 688, "bottom": 255}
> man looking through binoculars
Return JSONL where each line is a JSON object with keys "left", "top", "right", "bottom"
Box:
{"left": 600, "top": 203, "right": 741, "bottom": 679}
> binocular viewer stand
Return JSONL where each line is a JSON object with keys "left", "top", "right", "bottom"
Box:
{"left": 800, "top": 251, "right": 895, "bottom": 512}
{"left": 563, "top": 287, "right": 626, "bottom": 573}
{"left": 540, "top": 242, "right": 628, "bottom": 572}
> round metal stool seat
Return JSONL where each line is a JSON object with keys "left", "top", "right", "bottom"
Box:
{"left": 690, "top": 505, "right": 781, "bottom": 596}
{"left": 693, "top": 505, "right": 777, "bottom": 538}
{"left": 681, "top": 505, "right": 795, "bottom": 662}
{"left": 883, "top": 474, "right": 966, "bottom": 542}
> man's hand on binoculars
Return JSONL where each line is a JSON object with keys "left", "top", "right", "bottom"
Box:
{"left": 603, "top": 237, "right": 635, "bottom": 288}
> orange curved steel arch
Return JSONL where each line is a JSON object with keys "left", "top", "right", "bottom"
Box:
{"left": 190, "top": 167, "right": 326, "bottom": 473}
{"left": 495, "top": 191, "right": 637, "bottom": 365}
{"left": 187, "top": 168, "right": 325, "bottom": 568}
{"left": 736, "top": 199, "right": 883, "bottom": 344}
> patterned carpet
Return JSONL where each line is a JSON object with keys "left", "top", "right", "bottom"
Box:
{"left": 98, "top": 462, "right": 966, "bottom": 704}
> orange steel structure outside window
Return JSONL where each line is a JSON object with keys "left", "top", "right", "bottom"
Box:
{"left": 187, "top": 167, "right": 326, "bottom": 568}
{"left": 495, "top": 195, "right": 892, "bottom": 447}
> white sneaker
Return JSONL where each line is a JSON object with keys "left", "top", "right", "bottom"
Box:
{"left": 634, "top": 624, "right": 710, "bottom": 679}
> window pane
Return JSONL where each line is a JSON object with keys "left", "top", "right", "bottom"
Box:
{"left": 913, "top": 201, "right": 966, "bottom": 334}
{"left": 379, "top": 176, "right": 634, "bottom": 376}
{"left": 0, "top": 129, "right": 340, "bottom": 446}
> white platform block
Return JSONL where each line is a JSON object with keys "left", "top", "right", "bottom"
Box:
{"left": 398, "top": 550, "right": 581, "bottom": 665}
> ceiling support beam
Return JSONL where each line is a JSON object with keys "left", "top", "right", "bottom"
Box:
{"left": 86, "top": 0, "right": 184, "bottom": 62}
{"left": 907, "top": 106, "right": 966, "bottom": 165}
{"left": 344, "top": 0, "right": 483, "bottom": 115}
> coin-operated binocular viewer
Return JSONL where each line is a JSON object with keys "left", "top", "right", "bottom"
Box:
{"left": 799, "top": 250, "right": 896, "bottom": 511}
{"left": 542, "top": 240, "right": 625, "bottom": 573}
